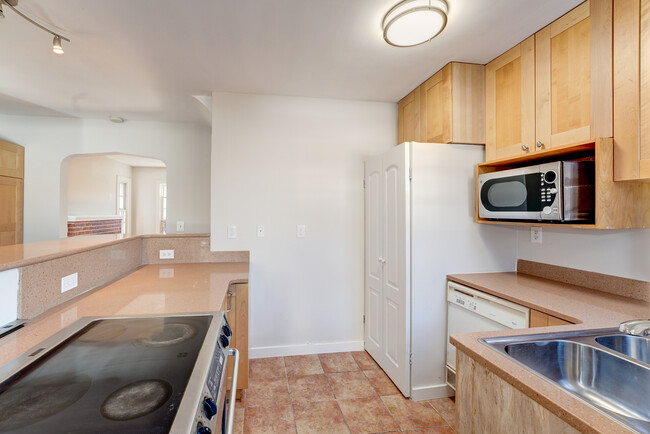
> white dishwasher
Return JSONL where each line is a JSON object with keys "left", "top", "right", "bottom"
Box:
{"left": 445, "top": 281, "right": 529, "bottom": 390}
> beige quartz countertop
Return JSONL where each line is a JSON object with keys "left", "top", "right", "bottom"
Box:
{"left": 0, "top": 262, "right": 248, "bottom": 367}
{"left": 447, "top": 272, "right": 649, "bottom": 434}
{"left": 0, "top": 233, "right": 209, "bottom": 272}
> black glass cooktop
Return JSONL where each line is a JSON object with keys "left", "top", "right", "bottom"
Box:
{"left": 0, "top": 316, "right": 212, "bottom": 433}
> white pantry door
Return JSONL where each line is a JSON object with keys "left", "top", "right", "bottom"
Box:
{"left": 364, "top": 143, "right": 411, "bottom": 397}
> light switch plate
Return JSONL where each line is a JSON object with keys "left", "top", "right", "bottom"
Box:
{"left": 296, "top": 224, "right": 306, "bottom": 238}
{"left": 228, "top": 225, "right": 237, "bottom": 239}
{"left": 61, "top": 273, "right": 78, "bottom": 293}
{"left": 159, "top": 249, "right": 174, "bottom": 259}
{"left": 176, "top": 221, "right": 185, "bottom": 232}
{"left": 257, "top": 225, "right": 265, "bottom": 238}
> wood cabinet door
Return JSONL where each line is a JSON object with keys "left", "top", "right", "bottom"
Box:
{"left": 536, "top": 0, "right": 612, "bottom": 150}
{"left": 397, "top": 88, "right": 421, "bottom": 144}
{"left": 485, "top": 36, "right": 536, "bottom": 161}
{"left": 641, "top": 0, "right": 650, "bottom": 178}
{"left": 0, "top": 176, "right": 23, "bottom": 246}
{"left": 420, "top": 64, "right": 452, "bottom": 143}
{"left": 0, "top": 140, "right": 24, "bottom": 179}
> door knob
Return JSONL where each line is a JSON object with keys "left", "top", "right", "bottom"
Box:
{"left": 521, "top": 145, "right": 529, "bottom": 151}
{"left": 536, "top": 141, "right": 544, "bottom": 148}
{"left": 378, "top": 257, "right": 386, "bottom": 264}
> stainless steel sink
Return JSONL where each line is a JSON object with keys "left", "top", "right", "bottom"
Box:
{"left": 481, "top": 329, "right": 650, "bottom": 434}
{"left": 596, "top": 334, "right": 650, "bottom": 364}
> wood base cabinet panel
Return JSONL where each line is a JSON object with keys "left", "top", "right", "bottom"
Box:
{"left": 222, "top": 282, "right": 249, "bottom": 395}
{"left": 613, "top": 0, "right": 650, "bottom": 181}
{"left": 529, "top": 309, "right": 572, "bottom": 327}
{"left": 456, "top": 350, "right": 580, "bottom": 434}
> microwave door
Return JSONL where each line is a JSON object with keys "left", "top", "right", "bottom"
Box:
{"left": 479, "top": 173, "right": 544, "bottom": 220}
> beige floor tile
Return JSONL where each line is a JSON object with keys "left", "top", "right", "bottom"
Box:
{"left": 401, "top": 427, "right": 455, "bottom": 434}
{"left": 351, "top": 351, "right": 380, "bottom": 370}
{"left": 337, "top": 396, "right": 399, "bottom": 433}
{"left": 319, "top": 352, "right": 359, "bottom": 373}
{"left": 293, "top": 401, "right": 350, "bottom": 434}
{"left": 328, "top": 371, "right": 377, "bottom": 400}
{"left": 244, "top": 405, "right": 296, "bottom": 434}
{"left": 381, "top": 394, "right": 446, "bottom": 430}
{"left": 363, "top": 369, "right": 399, "bottom": 396}
{"left": 288, "top": 374, "right": 335, "bottom": 403}
{"left": 249, "top": 357, "right": 286, "bottom": 379}
{"left": 231, "top": 407, "right": 245, "bottom": 434}
{"left": 245, "top": 377, "right": 291, "bottom": 407}
{"left": 285, "top": 354, "right": 324, "bottom": 377}
{"left": 427, "top": 397, "right": 456, "bottom": 427}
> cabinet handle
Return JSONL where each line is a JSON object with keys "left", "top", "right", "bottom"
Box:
{"left": 224, "top": 348, "right": 240, "bottom": 434}
{"left": 536, "top": 141, "right": 544, "bottom": 148}
{"left": 521, "top": 145, "right": 529, "bottom": 151}
{"left": 226, "top": 290, "right": 233, "bottom": 313}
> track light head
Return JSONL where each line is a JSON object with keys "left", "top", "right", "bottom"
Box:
{"left": 52, "top": 35, "right": 64, "bottom": 54}
{"left": 0, "top": 4, "right": 4, "bottom": 19}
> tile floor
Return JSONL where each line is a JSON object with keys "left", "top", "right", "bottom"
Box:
{"left": 229, "top": 351, "right": 456, "bottom": 434}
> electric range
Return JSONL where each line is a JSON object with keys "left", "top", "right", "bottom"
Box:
{"left": 0, "top": 312, "right": 239, "bottom": 434}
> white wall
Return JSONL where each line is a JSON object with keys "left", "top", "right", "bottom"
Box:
{"left": 517, "top": 227, "right": 650, "bottom": 281}
{"left": 132, "top": 167, "right": 167, "bottom": 235}
{"left": 211, "top": 92, "right": 397, "bottom": 356}
{"left": 67, "top": 155, "right": 132, "bottom": 217}
{"left": 0, "top": 115, "right": 210, "bottom": 242}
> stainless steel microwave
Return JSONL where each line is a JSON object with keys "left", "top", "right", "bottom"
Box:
{"left": 478, "top": 160, "right": 595, "bottom": 222}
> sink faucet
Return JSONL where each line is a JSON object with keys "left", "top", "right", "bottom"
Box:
{"left": 619, "top": 319, "right": 650, "bottom": 337}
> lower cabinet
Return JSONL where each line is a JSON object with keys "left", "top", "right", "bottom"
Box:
{"left": 529, "top": 309, "right": 572, "bottom": 327}
{"left": 222, "top": 283, "right": 249, "bottom": 397}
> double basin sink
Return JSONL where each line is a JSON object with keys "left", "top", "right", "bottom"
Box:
{"left": 481, "top": 329, "right": 650, "bottom": 433}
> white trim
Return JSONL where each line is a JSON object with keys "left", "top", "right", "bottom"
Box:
{"left": 410, "top": 383, "right": 454, "bottom": 402}
{"left": 250, "top": 340, "right": 364, "bottom": 359}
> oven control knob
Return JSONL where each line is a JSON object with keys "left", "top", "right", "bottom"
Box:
{"left": 220, "top": 334, "right": 230, "bottom": 348}
{"left": 196, "top": 422, "right": 212, "bottom": 434}
{"left": 543, "top": 206, "right": 553, "bottom": 215}
{"left": 202, "top": 397, "right": 218, "bottom": 420}
{"left": 222, "top": 324, "right": 232, "bottom": 337}
{"left": 548, "top": 188, "right": 558, "bottom": 194}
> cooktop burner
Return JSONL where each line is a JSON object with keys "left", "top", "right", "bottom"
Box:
{"left": 138, "top": 323, "right": 197, "bottom": 347}
{"left": 101, "top": 379, "right": 172, "bottom": 421}
{"left": 0, "top": 315, "right": 212, "bottom": 434}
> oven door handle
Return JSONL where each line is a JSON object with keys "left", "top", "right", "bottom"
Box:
{"left": 224, "top": 348, "right": 240, "bottom": 434}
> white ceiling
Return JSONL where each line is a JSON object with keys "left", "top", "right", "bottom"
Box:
{"left": 0, "top": 0, "right": 583, "bottom": 124}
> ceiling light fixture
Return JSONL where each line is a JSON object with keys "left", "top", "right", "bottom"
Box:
{"left": 109, "top": 116, "right": 126, "bottom": 124}
{"left": 383, "top": 0, "right": 448, "bottom": 48}
{"left": 1, "top": 0, "right": 70, "bottom": 54}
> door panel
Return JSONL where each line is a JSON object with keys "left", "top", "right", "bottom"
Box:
{"left": 364, "top": 156, "right": 383, "bottom": 360}
{"left": 385, "top": 299, "right": 400, "bottom": 366}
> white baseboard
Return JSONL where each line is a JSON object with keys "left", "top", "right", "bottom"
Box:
{"left": 410, "top": 383, "right": 455, "bottom": 402}
{"left": 250, "top": 340, "right": 364, "bottom": 359}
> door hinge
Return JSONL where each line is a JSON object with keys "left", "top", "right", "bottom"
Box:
{"left": 409, "top": 168, "right": 412, "bottom": 182}
{"left": 362, "top": 314, "right": 365, "bottom": 324}
{"left": 363, "top": 179, "right": 366, "bottom": 188}
{"left": 409, "top": 352, "right": 412, "bottom": 365}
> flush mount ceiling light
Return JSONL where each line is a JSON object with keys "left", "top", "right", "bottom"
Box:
{"left": 1, "top": 0, "right": 70, "bottom": 54}
{"left": 383, "top": 0, "right": 448, "bottom": 47}
{"left": 109, "top": 116, "right": 126, "bottom": 124}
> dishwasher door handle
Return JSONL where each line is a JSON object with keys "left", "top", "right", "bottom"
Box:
{"left": 224, "top": 348, "right": 240, "bottom": 434}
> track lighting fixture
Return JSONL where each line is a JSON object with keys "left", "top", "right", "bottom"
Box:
{"left": 1, "top": 0, "right": 70, "bottom": 54}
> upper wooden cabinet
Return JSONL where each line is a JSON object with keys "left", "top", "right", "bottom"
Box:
{"left": 397, "top": 88, "right": 421, "bottom": 144}
{"left": 485, "top": 0, "right": 613, "bottom": 161}
{"left": 613, "top": 0, "right": 650, "bottom": 181}
{"left": 485, "top": 37, "right": 535, "bottom": 161}
{"left": 397, "top": 62, "right": 485, "bottom": 145}
{"left": 535, "top": 0, "right": 613, "bottom": 149}
{"left": 0, "top": 140, "right": 24, "bottom": 179}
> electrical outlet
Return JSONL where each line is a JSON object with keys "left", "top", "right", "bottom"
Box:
{"left": 61, "top": 273, "right": 78, "bottom": 293}
{"left": 176, "top": 221, "right": 185, "bottom": 232}
{"left": 159, "top": 249, "right": 174, "bottom": 259}
{"left": 296, "top": 224, "right": 306, "bottom": 238}
{"left": 530, "top": 227, "right": 542, "bottom": 244}
{"left": 227, "top": 225, "right": 237, "bottom": 239}
{"left": 257, "top": 225, "right": 265, "bottom": 238}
